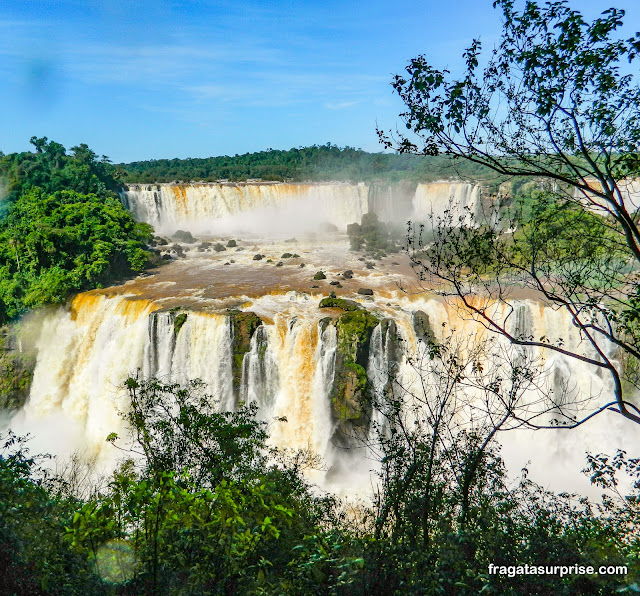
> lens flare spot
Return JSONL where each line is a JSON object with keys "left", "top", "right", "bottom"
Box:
{"left": 95, "top": 539, "right": 136, "bottom": 584}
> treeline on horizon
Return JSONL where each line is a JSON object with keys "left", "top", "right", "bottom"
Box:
{"left": 118, "top": 143, "right": 497, "bottom": 184}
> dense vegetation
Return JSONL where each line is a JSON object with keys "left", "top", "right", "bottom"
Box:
{"left": 0, "top": 137, "right": 121, "bottom": 209}
{"left": 118, "top": 143, "right": 498, "bottom": 184}
{"left": 1, "top": 375, "right": 638, "bottom": 595}
{"left": 0, "top": 138, "right": 156, "bottom": 323}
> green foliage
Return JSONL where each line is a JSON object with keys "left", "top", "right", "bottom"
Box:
{"left": 118, "top": 143, "right": 498, "bottom": 184}
{"left": 228, "top": 310, "right": 264, "bottom": 395}
{"left": 0, "top": 325, "right": 35, "bottom": 411}
{"left": 511, "top": 194, "right": 626, "bottom": 277}
{"left": 0, "top": 432, "right": 104, "bottom": 594}
{"left": 334, "top": 310, "right": 380, "bottom": 364}
{"left": 0, "top": 137, "right": 157, "bottom": 322}
{"left": 2, "top": 370, "right": 640, "bottom": 594}
{"left": 68, "top": 378, "right": 359, "bottom": 595}
{"left": 173, "top": 312, "right": 188, "bottom": 336}
{"left": 0, "top": 137, "right": 120, "bottom": 212}
{"left": 329, "top": 309, "right": 380, "bottom": 427}
{"left": 0, "top": 188, "right": 154, "bottom": 321}
{"left": 319, "top": 297, "right": 362, "bottom": 311}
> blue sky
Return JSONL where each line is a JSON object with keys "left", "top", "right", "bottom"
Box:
{"left": 1, "top": 0, "right": 638, "bottom": 162}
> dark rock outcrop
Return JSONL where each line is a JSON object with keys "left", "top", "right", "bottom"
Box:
{"left": 227, "top": 310, "right": 263, "bottom": 395}
{"left": 412, "top": 310, "right": 436, "bottom": 345}
{"left": 173, "top": 230, "right": 196, "bottom": 243}
{"left": 0, "top": 326, "right": 36, "bottom": 412}
{"left": 329, "top": 308, "right": 380, "bottom": 443}
{"left": 170, "top": 244, "right": 185, "bottom": 257}
{"left": 319, "top": 297, "right": 361, "bottom": 311}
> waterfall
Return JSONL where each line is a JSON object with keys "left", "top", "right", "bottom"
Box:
{"left": 367, "top": 321, "right": 405, "bottom": 441}
{"left": 311, "top": 321, "right": 338, "bottom": 462}
{"left": 367, "top": 182, "right": 415, "bottom": 223}
{"left": 12, "top": 290, "right": 640, "bottom": 495}
{"left": 242, "top": 325, "right": 280, "bottom": 416}
{"left": 266, "top": 315, "right": 322, "bottom": 453}
{"left": 19, "top": 294, "right": 345, "bottom": 470}
{"left": 143, "top": 311, "right": 176, "bottom": 379}
{"left": 120, "top": 181, "right": 487, "bottom": 235}
{"left": 411, "top": 182, "right": 481, "bottom": 226}
{"left": 23, "top": 294, "right": 157, "bottom": 455}
{"left": 121, "top": 182, "right": 370, "bottom": 234}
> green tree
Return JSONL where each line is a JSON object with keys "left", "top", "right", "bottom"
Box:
{"left": 117, "top": 144, "right": 495, "bottom": 184}
{"left": 0, "top": 137, "right": 121, "bottom": 209}
{"left": 0, "top": 188, "right": 154, "bottom": 321}
{"left": 380, "top": 0, "right": 640, "bottom": 426}
{"left": 69, "top": 378, "right": 361, "bottom": 595}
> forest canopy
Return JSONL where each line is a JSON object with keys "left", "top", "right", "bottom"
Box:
{"left": 0, "top": 138, "right": 154, "bottom": 322}
{"left": 117, "top": 143, "right": 498, "bottom": 184}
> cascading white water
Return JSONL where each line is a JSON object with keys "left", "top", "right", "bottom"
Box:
{"left": 411, "top": 182, "right": 481, "bottom": 225}
{"left": 143, "top": 310, "right": 176, "bottom": 380}
{"left": 366, "top": 324, "right": 387, "bottom": 443}
{"left": 366, "top": 321, "right": 407, "bottom": 442}
{"left": 242, "top": 325, "right": 280, "bottom": 416}
{"left": 21, "top": 294, "right": 157, "bottom": 456}
{"left": 16, "top": 288, "right": 638, "bottom": 495}
{"left": 121, "top": 183, "right": 371, "bottom": 234}
{"left": 310, "top": 321, "right": 338, "bottom": 464}
{"left": 18, "top": 295, "right": 342, "bottom": 470}
{"left": 121, "top": 181, "right": 487, "bottom": 235}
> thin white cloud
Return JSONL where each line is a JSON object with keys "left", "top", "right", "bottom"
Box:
{"left": 325, "top": 101, "right": 359, "bottom": 110}
{"left": 0, "top": 9, "right": 402, "bottom": 143}
{"left": 63, "top": 41, "right": 285, "bottom": 85}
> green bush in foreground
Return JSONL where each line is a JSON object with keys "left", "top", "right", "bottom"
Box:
{"left": 1, "top": 376, "right": 640, "bottom": 595}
